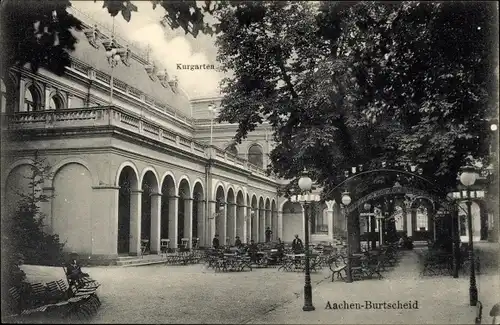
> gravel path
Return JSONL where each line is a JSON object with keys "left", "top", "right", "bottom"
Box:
{"left": 87, "top": 264, "right": 331, "bottom": 324}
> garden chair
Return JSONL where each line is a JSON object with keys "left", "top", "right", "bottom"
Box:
{"left": 160, "top": 238, "right": 170, "bottom": 255}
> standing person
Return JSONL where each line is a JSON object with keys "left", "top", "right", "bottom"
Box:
{"left": 212, "top": 234, "right": 220, "bottom": 249}
{"left": 292, "top": 234, "right": 304, "bottom": 254}
{"left": 265, "top": 227, "right": 273, "bottom": 243}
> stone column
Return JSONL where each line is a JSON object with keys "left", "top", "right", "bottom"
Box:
{"left": 183, "top": 197, "right": 193, "bottom": 248}
{"left": 242, "top": 205, "right": 248, "bottom": 243}
{"left": 411, "top": 208, "right": 417, "bottom": 237}
{"left": 129, "top": 190, "right": 142, "bottom": 255}
{"left": 196, "top": 199, "right": 204, "bottom": 247}
{"left": 255, "top": 209, "right": 260, "bottom": 242}
{"left": 168, "top": 195, "right": 179, "bottom": 249}
{"left": 227, "top": 203, "right": 236, "bottom": 245}
{"left": 326, "top": 202, "right": 334, "bottom": 240}
{"left": 209, "top": 200, "right": 217, "bottom": 244}
{"left": 221, "top": 202, "right": 227, "bottom": 245}
{"left": 236, "top": 204, "right": 244, "bottom": 240}
{"left": 44, "top": 87, "right": 51, "bottom": 110}
{"left": 278, "top": 211, "right": 283, "bottom": 240}
{"left": 150, "top": 192, "right": 162, "bottom": 254}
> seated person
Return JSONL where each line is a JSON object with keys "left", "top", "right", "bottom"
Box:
{"left": 66, "top": 255, "right": 89, "bottom": 287}
{"left": 248, "top": 239, "right": 259, "bottom": 262}
{"left": 234, "top": 236, "right": 242, "bottom": 248}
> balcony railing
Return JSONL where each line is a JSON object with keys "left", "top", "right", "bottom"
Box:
{"left": 5, "top": 106, "right": 273, "bottom": 180}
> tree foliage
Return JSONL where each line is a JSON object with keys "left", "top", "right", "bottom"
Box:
{"left": 214, "top": 1, "right": 498, "bottom": 200}
{"left": 0, "top": 0, "right": 225, "bottom": 80}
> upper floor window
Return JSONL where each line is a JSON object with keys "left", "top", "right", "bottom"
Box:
{"left": 248, "top": 143, "right": 263, "bottom": 167}
{"left": 24, "top": 85, "right": 41, "bottom": 111}
{"left": 48, "top": 95, "right": 64, "bottom": 110}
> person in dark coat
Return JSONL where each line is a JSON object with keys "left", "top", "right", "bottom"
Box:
{"left": 65, "top": 254, "right": 89, "bottom": 287}
{"left": 234, "top": 236, "right": 242, "bottom": 248}
{"left": 212, "top": 234, "right": 220, "bottom": 249}
{"left": 265, "top": 227, "right": 273, "bottom": 243}
{"left": 292, "top": 234, "right": 304, "bottom": 254}
{"left": 248, "top": 239, "right": 259, "bottom": 262}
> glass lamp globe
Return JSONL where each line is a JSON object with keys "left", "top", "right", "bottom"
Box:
{"left": 491, "top": 124, "right": 498, "bottom": 131}
{"left": 298, "top": 175, "right": 313, "bottom": 192}
{"left": 460, "top": 166, "right": 478, "bottom": 187}
{"left": 105, "top": 51, "right": 112, "bottom": 58}
{"left": 341, "top": 193, "right": 351, "bottom": 206}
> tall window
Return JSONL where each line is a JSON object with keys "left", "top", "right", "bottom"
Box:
{"left": 248, "top": 144, "right": 263, "bottom": 167}
{"left": 416, "top": 207, "right": 428, "bottom": 231}
{"left": 48, "top": 95, "right": 64, "bottom": 110}
{"left": 24, "top": 85, "right": 41, "bottom": 111}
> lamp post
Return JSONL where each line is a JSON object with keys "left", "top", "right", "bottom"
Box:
{"left": 208, "top": 103, "right": 216, "bottom": 159}
{"left": 341, "top": 192, "right": 352, "bottom": 283}
{"left": 292, "top": 170, "right": 317, "bottom": 311}
{"left": 459, "top": 166, "right": 479, "bottom": 306}
{"left": 105, "top": 38, "right": 122, "bottom": 105}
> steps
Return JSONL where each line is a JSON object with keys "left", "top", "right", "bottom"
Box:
{"left": 115, "top": 254, "right": 171, "bottom": 267}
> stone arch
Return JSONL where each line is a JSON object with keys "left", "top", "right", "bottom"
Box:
{"left": 247, "top": 143, "right": 264, "bottom": 167}
{"left": 214, "top": 184, "right": 226, "bottom": 239}
{"left": 472, "top": 199, "right": 489, "bottom": 240}
{"left": 23, "top": 80, "right": 44, "bottom": 111}
{"left": 3, "top": 163, "right": 37, "bottom": 218}
{"left": 192, "top": 181, "right": 204, "bottom": 244}
{"left": 2, "top": 158, "right": 36, "bottom": 189}
{"left": 311, "top": 201, "right": 329, "bottom": 234}
{"left": 115, "top": 161, "right": 140, "bottom": 190}
{"left": 192, "top": 179, "right": 205, "bottom": 199}
{"left": 51, "top": 158, "right": 97, "bottom": 188}
{"left": 140, "top": 167, "right": 160, "bottom": 194}
{"left": 52, "top": 162, "right": 93, "bottom": 254}
{"left": 140, "top": 170, "right": 160, "bottom": 249}
{"left": 48, "top": 90, "right": 67, "bottom": 110}
{"left": 117, "top": 164, "right": 140, "bottom": 254}
{"left": 264, "top": 198, "right": 272, "bottom": 241}
{"left": 226, "top": 187, "right": 236, "bottom": 245}
{"left": 177, "top": 178, "right": 191, "bottom": 246}
{"left": 271, "top": 199, "right": 278, "bottom": 240}
{"left": 213, "top": 181, "right": 226, "bottom": 201}
{"left": 160, "top": 172, "right": 176, "bottom": 249}
{"left": 160, "top": 171, "right": 177, "bottom": 196}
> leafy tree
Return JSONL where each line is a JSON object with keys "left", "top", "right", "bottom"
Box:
{"left": 214, "top": 1, "right": 498, "bottom": 202}
{"left": 0, "top": 0, "right": 223, "bottom": 80}
{"left": 1, "top": 152, "right": 65, "bottom": 314}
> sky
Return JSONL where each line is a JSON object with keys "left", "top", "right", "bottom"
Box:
{"left": 71, "top": 1, "right": 222, "bottom": 99}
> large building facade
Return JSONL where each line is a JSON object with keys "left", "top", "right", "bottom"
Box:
{"left": 1, "top": 14, "right": 496, "bottom": 262}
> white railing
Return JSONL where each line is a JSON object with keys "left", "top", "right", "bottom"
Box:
{"left": 6, "top": 107, "right": 274, "bottom": 180}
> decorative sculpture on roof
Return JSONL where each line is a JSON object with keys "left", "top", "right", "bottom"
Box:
{"left": 168, "top": 76, "right": 179, "bottom": 93}
{"left": 157, "top": 69, "right": 170, "bottom": 88}
{"left": 121, "top": 45, "right": 131, "bottom": 67}
{"left": 145, "top": 62, "right": 157, "bottom": 81}
{"left": 84, "top": 24, "right": 101, "bottom": 49}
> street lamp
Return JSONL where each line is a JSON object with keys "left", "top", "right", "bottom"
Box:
{"left": 292, "top": 170, "right": 316, "bottom": 311}
{"left": 341, "top": 191, "right": 353, "bottom": 283}
{"left": 459, "top": 166, "right": 479, "bottom": 306}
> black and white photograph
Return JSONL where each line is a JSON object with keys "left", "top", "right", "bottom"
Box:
{"left": 0, "top": 1, "right": 499, "bottom": 324}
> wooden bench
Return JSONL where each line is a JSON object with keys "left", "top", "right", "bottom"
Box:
{"left": 330, "top": 264, "right": 346, "bottom": 282}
